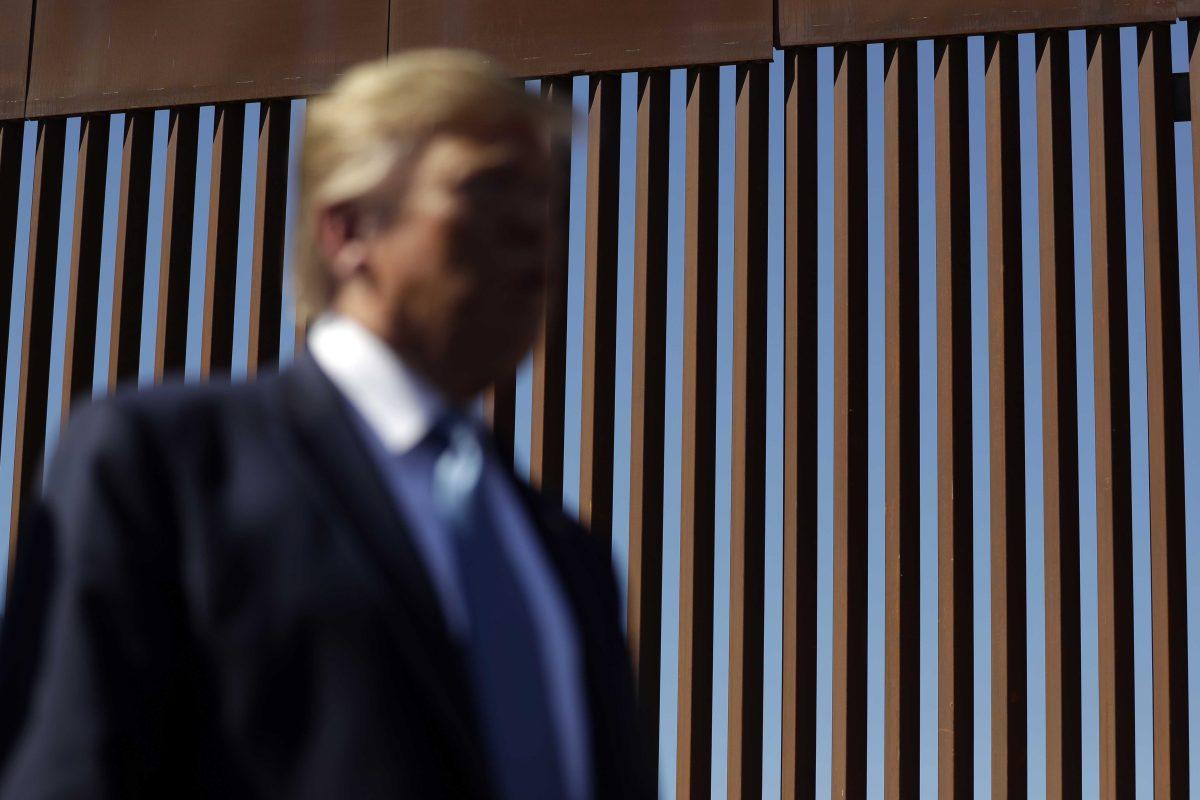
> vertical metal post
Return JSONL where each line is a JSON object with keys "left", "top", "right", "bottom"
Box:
{"left": 883, "top": 38, "right": 921, "bottom": 800}
{"left": 108, "top": 110, "right": 154, "bottom": 391}
{"left": 934, "top": 36, "right": 975, "bottom": 799}
{"left": 0, "top": 122, "right": 19, "bottom": 419}
{"left": 831, "top": 42, "right": 869, "bottom": 800}
{"left": 61, "top": 115, "right": 110, "bottom": 414}
{"left": 203, "top": 103, "right": 245, "bottom": 377}
{"left": 0, "top": 121, "right": 21, "bottom": 584}
{"left": 532, "top": 74, "right": 573, "bottom": 501}
{"left": 1191, "top": 21, "right": 1200, "bottom": 346}
{"left": 727, "top": 59, "right": 768, "bottom": 800}
{"left": 1035, "top": 29, "right": 1082, "bottom": 800}
{"left": 1136, "top": 22, "right": 1190, "bottom": 799}
{"left": 579, "top": 72, "right": 620, "bottom": 540}
{"left": 10, "top": 120, "right": 66, "bottom": 560}
{"left": 486, "top": 379, "right": 517, "bottom": 464}
{"left": 676, "top": 64, "right": 718, "bottom": 800}
{"left": 1086, "top": 26, "right": 1136, "bottom": 800}
{"left": 248, "top": 99, "right": 292, "bottom": 376}
{"left": 155, "top": 107, "right": 200, "bottom": 381}
{"left": 984, "top": 33, "right": 1027, "bottom": 797}
{"left": 628, "top": 67, "right": 669, "bottom": 777}
{"left": 782, "top": 45, "right": 820, "bottom": 800}
{"left": 531, "top": 77, "right": 572, "bottom": 501}
{"left": 782, "top": 46, "right": 819, "bottom": 800}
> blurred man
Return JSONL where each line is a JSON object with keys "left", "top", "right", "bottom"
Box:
{"left": 0, "top": 51, "right": 650, "bottom": 799}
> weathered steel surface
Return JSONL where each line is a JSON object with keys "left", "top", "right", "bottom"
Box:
{"left": 0, "top": 0, "right": 33, "bottom": 119}
{"left": 831, "top": 42, "right": 869, "bottom": 800}
{"left": 202, "top": 104, "right": 245, "bottom": 377}
{"left": 248, "top": 100, "right": 293, "bottom": 376}
{"left": 0, "top": 123, "right": 20, "bottom": 434}
{"left": 530, "top": 77, "right": 571, "bottom": 501}
{"left": 26, "top": 0, "right": 388, "bottom": 116}
{"left": 1137, "top": 23, "right": 1191, "bottom": 798}
{"left": 727, "top": 60, "right": 767, "bottom": 800}
{"left": 1036, "top": 29, "right": 1082, "bottom": 800}
{"left": 62, "top": 116, "right": 111, "bottom": 417}
{"left": 779, "top": 0, "right": 1177, "bottom": 47}
{"left": 484, "top": 381, "right": 517, "bottom": 464}
{"left": 391, "top": 0, "right": 772, "bottom": 78}
{"left": 1087, "top": 27, "right": 1136, "bottom": 800}
{"left": 985, "top": 33, "right": 1028, "bottom": 799}
{"left": 578, "top": 74, "right": 620, "bottom": 542}
{"left": 781, "top": 46, "right": 818, "bottom": 800}
{"left": 883, "top": 38, "right": 920, "bottom": 800}
{"left": 10, "top": 120, "right": 66, "bottom": 564}
{"left": 155, "top": 107, "right": 200, "bottom": 381}
{"left": 934, "top": 36, "right": 974, "bottom": 799}
{"left": 676, "top": 65, "right": 718, "bottom": 800}
{"left": 108, "top": 110, "right": 154, "bottom": 391}
{"left": 627, "top": 68, "right": 668, "bottom": 779}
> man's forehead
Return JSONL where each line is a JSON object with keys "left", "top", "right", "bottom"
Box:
{"left": 418, "top": 132, "right": 549, "bottom": 175}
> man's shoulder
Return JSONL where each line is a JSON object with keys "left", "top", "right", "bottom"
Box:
{"left": 78, "top": 373, "right": 278, "bottom": 432}
{"left": 55, "top": 374, "right": 286, "bottom": 476}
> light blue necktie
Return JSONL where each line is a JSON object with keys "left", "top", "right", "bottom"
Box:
{"left": 400, "top": 417, "right": 568, "bottom": 800}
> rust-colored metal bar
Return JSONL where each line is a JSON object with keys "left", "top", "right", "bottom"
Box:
{"left": 0, "top": 123, "right": 21, "bottom": 417}
{"left": 1035, "top": 29, "right": 1081, "bottom": 800}
{"left": 934, "top": 36, "right": 974, "bottom": 799}
{"left": 727, "top": 59, "right": 767, "bottom": 800}
{"left": 1086, "top": 26, "right": 1136, "bottom": 800}
{"left": 778, "top": 0, "right": 1175, "bottom": 50}
{"left": 676, "top": 64, "right": 719, "bottom": 800}
{"left": 782, "top": 46, "right": 818, "bottom": 800}
{"left": 9, "top": 120, "right": 67, "bottom": 563}
{"left": 247, "top": 99, "right": 292, "bottom": 376}
{"left": 831, "top": 43, "right": 868, "bottom": 800}
{"left": 984, "top": 34, "right": 1028, "bottom": 798}
{"left": 883, "top": 38, "right": 921, "bottom": 800}
{"left": 578, "top": 72, "right": 620, "bottom": 541}
{"left": 392, "top": 0, "right": 772, "bottom": 80}
{"left": 627, "top": 68, "right": 668, "bottom": 774}
{"left": 0, "top": 0, "right": 31, "bottom": 120}
{"left": 1136, "top": 23, "right": 1190, "bottom": 798}
{"left": 530, "top": 77, "right": 571, "bottom": 502}
{"left": 154, "top": 106, "right": 200, "bottom": 381}
{"left": 61, "top": 115, "right": 111, "bottom": 416}
{"left": 487, "top": 377, "right": 517, "bottom": 464}
{"left": 202, "top": 103, "right": 245, "bottom": 378}
{"left": 1191, "top": 21, "right": 1200, "bottom": 407}
{"left": 0, "top": 118, "right": 16, "bottom": 572}
{"left": 0, "top": 118, "right": 16, "bottom": 586}
{"left": 107, "top": 110, "right": 154, "bottom": 391}
{"left": 27, "top": 0, "right": 389, "bottom": 118}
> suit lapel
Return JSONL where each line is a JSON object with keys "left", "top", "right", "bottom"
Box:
{"left": 502, "top": 470, "right": 648, "bottom": 798}
{"left": 276, "top": 353, "right": 486, "bottom": 786}
{"left": 280, "top": 353, "right": 449, "bottom": 635}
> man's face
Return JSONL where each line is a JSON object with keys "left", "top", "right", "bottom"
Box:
{"left": 348, "top": 127, "right": 552, "bottom": 399}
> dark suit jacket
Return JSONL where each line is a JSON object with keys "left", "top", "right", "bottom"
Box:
{"left": 0, "top": 354, "right": 651, "bottom": 799}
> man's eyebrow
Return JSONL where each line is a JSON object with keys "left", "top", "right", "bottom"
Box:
{"left": 457, "top": 159, "right": 543, "bottom": 189}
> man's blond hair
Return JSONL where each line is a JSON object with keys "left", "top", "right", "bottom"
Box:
{"left": 295, "top": 49, "right": 560, "bottom": 321}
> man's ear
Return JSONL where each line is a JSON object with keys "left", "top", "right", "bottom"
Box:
{"left": 316, "top": 204, "right": 370, "bottom": 284}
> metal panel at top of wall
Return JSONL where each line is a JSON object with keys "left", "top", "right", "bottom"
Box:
{"left": 26, "top": 0, "right": 389, "bottom": 117}
{"left": 390, "top": 0, "right": 773, "bottom": 78}
{"left": 779, "top": 0, "right": 1178, "bottom": 47}
{"left": 0, "top": 0, "right": 33, "bottom": 120}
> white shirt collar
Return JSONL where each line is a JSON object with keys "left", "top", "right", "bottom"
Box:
{"left": 307, "top": 313, "right": 446, "bottom": 454}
